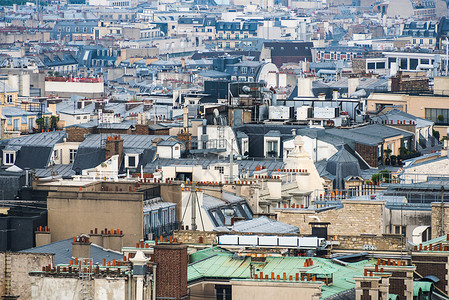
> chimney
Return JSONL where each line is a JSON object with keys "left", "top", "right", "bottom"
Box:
{"left": 108, "top": 229, "right": 124, "bottom": 252}
{"left": 154, "top": 244, "right": 188, "bottom": 300}
{"left": 72, "top": 235, "right": 91, "bottom": 259}
{"left": 332, "top": 90, "right": 339, "bottom": 100}
{"left": 105, "top": 135, "right": 124, "bottom": 161}
{"left": 181, "top": 57, "right": 186, "bottom": 69}
{"left": 35, "top": 226, "right": 51, "bottom": 247}
{"left": 89, "top": 228, "right": 103, "bottom": 247}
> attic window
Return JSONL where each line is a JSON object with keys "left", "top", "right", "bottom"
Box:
{"left": 3, "top": 151, "right": 16, "bottom": 166}
{"left": 126, "top": 154, "right": 138, "bottom": 168}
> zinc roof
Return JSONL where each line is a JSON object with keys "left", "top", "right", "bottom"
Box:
{"left": 188, "top": 250, "right": 374, "bottom": 299}
{"left": 79, "top": 134, "right": 172, "bottom": 150}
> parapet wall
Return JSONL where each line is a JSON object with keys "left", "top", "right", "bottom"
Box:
{"left": 173, "top": 230, "right": 405, "bottom": 251}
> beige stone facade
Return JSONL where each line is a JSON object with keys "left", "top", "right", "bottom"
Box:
{"left": 231, "top": 280, "right": 323, "bottom": 300}
{"left": 276, "top": 200, "right": 386, "bottom": 236}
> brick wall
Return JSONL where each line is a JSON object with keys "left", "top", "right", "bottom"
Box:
{"left": 66, "top": 127, "right": 94, "bottom": 142}
{"left": 154, "top": 244, "right": 188, "bottom": 300}
{"left": 97, "top": 128, "right": 132, "bottom": 135}
{"left": 277, "top": 200, "right": 386, "bottom": 236}
{"left": 105, "top": 138, "right": 124, "bottom": 161}
{"left": 135, "top": 124, "right": 149, "bottom": 135}
{"left": 355, "top": 143, "right": 378, "bottom": 168}
{"left": 412, "top": 253, "right": 449, "bottom": 293}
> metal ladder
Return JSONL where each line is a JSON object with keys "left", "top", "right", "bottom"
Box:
{"left": 3, "top": 253, "right": 12, "bottom": 296}
{"left": 79, "top": 258, "right": 93, "bottom": 300}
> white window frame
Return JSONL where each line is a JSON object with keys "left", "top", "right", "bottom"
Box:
{"left": 125, "top": 154, "right": 139, "bottom": 168}
{"left": 69, "top": 149, "right": 77, "bottom": 164}
{"left": 3, "top": 151, "right": 16, "bottom": 166}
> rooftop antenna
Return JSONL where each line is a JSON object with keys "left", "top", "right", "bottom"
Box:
{"left": 180, "top": 183, "right": 205, "bottom": 231}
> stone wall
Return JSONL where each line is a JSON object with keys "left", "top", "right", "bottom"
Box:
{"left": 174, "top": 230, "right": 405, "bottom": 251}
{"left": 276, "top": 200, "right": 386, "bottom": 236}
{"left": 336, "top": 234, "right": 405, "bottom": 251}
{"left": 174, "top": 230, "right": 218, "bottom": 244}
{"left": 0, "top": 252, "right": 54, "bottom": 299}
{"left": 352, "top": 59, "right": 366, "bottom": 73}
{"left": 431, "top": 202, "right": 449, "bottom": 238}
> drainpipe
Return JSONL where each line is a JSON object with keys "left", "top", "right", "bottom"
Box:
{"left": 152, "top": 263, "right": 157, "bottom": 300}
{"left": 128, "top": 266, "right": 132, "bottom": 300}
{"left": 441, "top": 186, "right": 445, "bottom": 237}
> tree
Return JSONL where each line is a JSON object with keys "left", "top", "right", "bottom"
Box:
{"left": 371, "top": 170, "right": 391, "bottom": 184}
{"left": 438, "top": 114, "right": 444, "bottom": 123}
{"left": 433, "top": 129, "right": 440, "bottom": 141}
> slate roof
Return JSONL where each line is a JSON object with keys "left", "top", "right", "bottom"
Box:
{"left": 145, "top": 157, "right": 284, "bottom": 176}
{"left": 1, "top": 131, "right": 66, "bottom": 147}
{"left": 326, "top": 148, "right": 362, "bottom": 189}
{"left": 2, "top": 107, "right": 37, "bottom": 120}
{"left": 20, "top": 238, "right": 123, "bottom": 265}
{"left": 35, "top": 164, "right": 76, "bottom": 178}
{"left": 65, "top": 120, "right": 99, "bottom": 129}
{"left": 157, "top": 140, "right": 181, "bottom": 146}
{"left": 72, "top": 148, "right": 105, "bottom": 172}
{"left": 371, "top": 109, "right": 433, "bottom": 128}
{"left": 216, "top": 216, "right": 299, "bottom": 234}
{"left": 263, "top": 41, "right": 313, "bottom": 58}
{"left": 14, "top": 146, "right": 52, "bottom": 169}
{"left": 97, "top": 120, "right": 137, "bottom": 130}
{"left": 79, "top": 134, "right": 172, "bottom": 149}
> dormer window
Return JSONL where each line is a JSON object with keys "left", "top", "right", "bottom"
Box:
{"left": 3, "top": 151, "right": 16, "bottom": 166}
{"left": 125, "top": 154, "right": 139, "bottom": 168}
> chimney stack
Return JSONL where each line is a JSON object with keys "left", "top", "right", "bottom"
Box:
{"left": 72, "top": 235, "right": 91, "bottom": 259}
{"left": 154, "top": 244, "right": 188, "bottom": 300}
{"left": 105, "top": 135, "right": 124, "bottom": 162}
{"left": 35, "top": 226, "right": 51, "bottom": 247}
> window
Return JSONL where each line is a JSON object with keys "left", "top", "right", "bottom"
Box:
{"left": 267, "top": 141, "right": 278, "bottom": 157}
{"left": 3, "top": 151, "right": 15, "bottom": 165}
{"left": 241, "top": 67, "right": 247, "bottom": 74}
{"left": 214, "top": 166, "right": 224, "bottom": 174}
{"left": 6, "top": 95, "right": 12, "bottom": 104}
{"left": 76, "top": 116, "right": 81, "bottom": 120}
{"left": 425, "top": 108, "right": 449, "bottom": 125}
{"left": 420, "top": 39, "right": 423, "bottom": 44}
{"left": 128, "top": 156, "right": 136, "bottom": 167}
{"left": 367, "top": 62, "right": 375, "bottom": 70}
{"left": 226, "top": 33, "right": 230, "bottom": 40}
{"left": 69, "top": 149, "right": 77, "bottom": 163}
{"left": 13, "top": 119, "right": 19, "bottom": 131}
{"left": 376, "top": 62, "right": 385, "bottom": 69}
{"left": 250, "top": 68, "right": 255, "bottom": 74}
{"left": 233, "top": 67, "right": 238, "bottom": 73}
